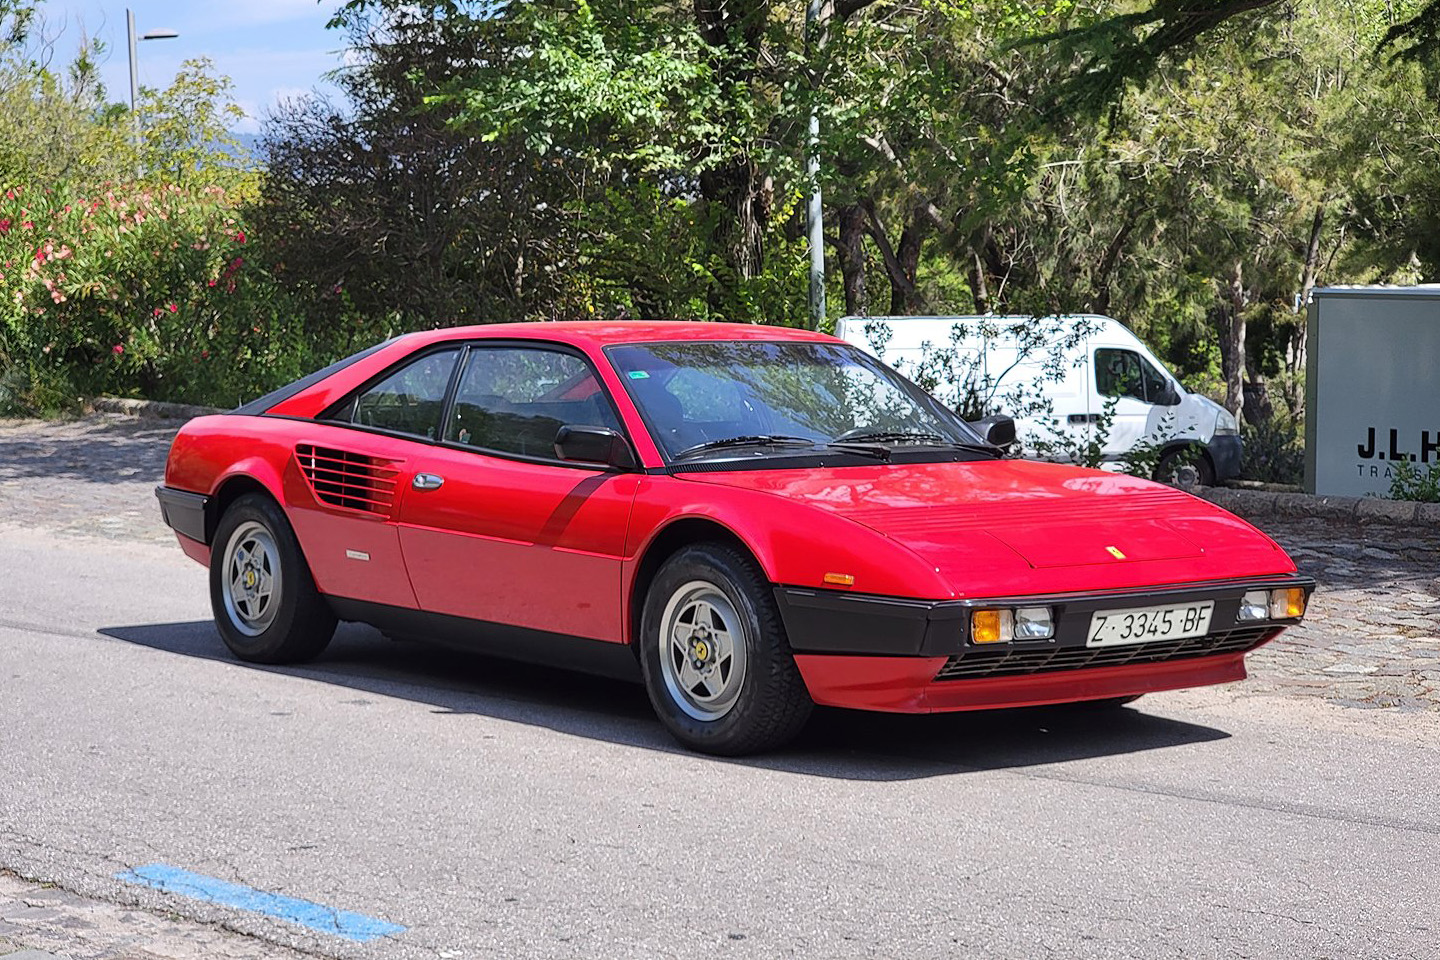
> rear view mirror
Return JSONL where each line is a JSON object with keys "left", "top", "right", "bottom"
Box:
{"left": 554, "top": 425, "right": 637, "bottom": 470}
{"left": 970, "top": 414, "right": 1017, "bottom": 451}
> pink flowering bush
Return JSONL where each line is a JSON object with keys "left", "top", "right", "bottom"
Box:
{"left": 0, "top": 181, "right": 310, "bottom": 409}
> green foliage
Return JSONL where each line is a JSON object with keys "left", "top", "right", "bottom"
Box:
{"left": 427, "top": 0, "right": 726, "bottom": 174}
{"left": 0, "top": 19, "right": 291, "bottom": 412}
{"left": 0, "top": 181, "right": 307, "bottom": 408}
{"left": 1240, "top": 415, "right": 1306, "bottom": 485}
{"left": 137, "top": 58, "right": 251, "bottom": 191}
{"left": 1389, "top": 460, "right": 1440, "bottom": 502}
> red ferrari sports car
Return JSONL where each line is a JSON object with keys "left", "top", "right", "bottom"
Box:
{"left": 158, "top": 321, "right": 1313, "bottom": 754}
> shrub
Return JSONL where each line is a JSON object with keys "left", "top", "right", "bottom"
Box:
{"left": 1239, "top": 415, "right": 1305, "bottom": 485}
{"left": 0, "top": 180, "right": 311, "bottom": 409}
{"left": 1390, "top": 460, "right": 1440, "bottom": 502}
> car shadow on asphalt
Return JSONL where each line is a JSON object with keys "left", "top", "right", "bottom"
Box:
{"left": 99, "top": 619, "right": 1232, "bottom": 782}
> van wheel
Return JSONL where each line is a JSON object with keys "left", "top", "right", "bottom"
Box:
{"left": 1155, "top": 448, "right": 1215, "bottom": 487}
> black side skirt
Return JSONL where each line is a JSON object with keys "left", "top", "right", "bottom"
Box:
{"left": 325, "top": 597, "right": 642, "bottom": 684}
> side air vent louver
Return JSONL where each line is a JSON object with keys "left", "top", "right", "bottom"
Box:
{"left": 295, "top": 444, "right": 400, "bottom": 517}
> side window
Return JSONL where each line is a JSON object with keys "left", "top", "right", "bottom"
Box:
{"left": 446, "top": 347, "right": 622, "bottom": 458}
{"left": 341, "top": 348, "right": 459, "bottom": 439}
{"left": 1138, "top": 354, "right": 1169, "bottom": 401}
{"left": 1095, "top": 348, "right": 1146, "bottom": 402}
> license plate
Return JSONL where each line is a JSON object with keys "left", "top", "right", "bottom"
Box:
{"left": 1087, "top": 601, "right": 1214, "bottom": 647}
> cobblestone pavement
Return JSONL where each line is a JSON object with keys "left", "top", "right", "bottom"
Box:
{"left": 0, "top": 871, "right": 311, "bottom": 960}
{"left": 1, "top": 414, "right": 1436, "bottom": 712}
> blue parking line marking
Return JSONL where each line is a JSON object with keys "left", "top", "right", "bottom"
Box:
{"left": 114, "top": 863, "right": 405, "bottom": 943}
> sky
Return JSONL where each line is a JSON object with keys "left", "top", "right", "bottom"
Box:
{"left": 36, "top": 0, "right": 349, "bottom": 133}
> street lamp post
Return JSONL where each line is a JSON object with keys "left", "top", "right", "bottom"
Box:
{"left": 127, "top": 8, "right": 178, "bottom": 175}
{"left": 804, "top": 0, "right": 826, "bottom": 330}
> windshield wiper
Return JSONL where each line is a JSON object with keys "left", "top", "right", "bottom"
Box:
{"left": 831, "top": 430, "right": 1002, "bottom": 458}
{"left": 672, "top": 435, "right": 819, "bottom": 460}
{"left": 833, "top": 430, "right": 951, "bottom": 444}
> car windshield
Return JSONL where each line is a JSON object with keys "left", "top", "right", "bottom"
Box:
{"left": 607, "top": 340, "right": 985, "bottom": 460}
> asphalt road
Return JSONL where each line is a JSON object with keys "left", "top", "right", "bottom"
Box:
{"left": 2, "top": 521, "right": 1438, "bottom": 959}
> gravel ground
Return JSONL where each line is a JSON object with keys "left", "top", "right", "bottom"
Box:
{"left": 1, "top": 413, "right": 1436, "bottom": 711}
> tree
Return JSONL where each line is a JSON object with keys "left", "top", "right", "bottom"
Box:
{"left": 256, "top": 6, "right": 585, "bottom": 332}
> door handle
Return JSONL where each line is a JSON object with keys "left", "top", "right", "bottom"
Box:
{"left": 412, "top": 473, "right": 445, "bottom": 491}
{"left": 1068, "top": 413, "right": 1102, "bottom": 424}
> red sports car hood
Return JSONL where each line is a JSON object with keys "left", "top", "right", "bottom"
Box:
{"left": 679, "top": 459, "right": 1293, "bottom": 596}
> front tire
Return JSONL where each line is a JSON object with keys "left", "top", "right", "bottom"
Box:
{"left": 639, "top": 543, "right": 812, "bottom": 756}
{"left": 1155, "top": 448, "right": 1216, "bottom": 487}
{"left": 210, "top": 493, "right": 336, "bottom": 664}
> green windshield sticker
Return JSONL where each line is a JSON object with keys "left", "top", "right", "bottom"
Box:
{"left": 627, "top": 370, "right": 650, "bottom": 379}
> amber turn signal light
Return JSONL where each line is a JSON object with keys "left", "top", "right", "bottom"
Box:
{"left": 1270, "top": 587, "right": 1306, "bottom": 619}
{"left": 971, "top": 609, "right": 1008, "bottom": 643}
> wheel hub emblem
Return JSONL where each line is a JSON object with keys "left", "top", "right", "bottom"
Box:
{"left": 244, "top": 569, "right": 257, "bottom": 588}
{"left": 692, "top": 639, "right": 710, "bottom": 662}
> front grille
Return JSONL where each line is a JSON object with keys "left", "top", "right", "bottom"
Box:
{"left": 296, "top": 444, "right": 400, "bottom": 516}
{"left": 933, "top": 625, "right": 1275, "bottom": 681}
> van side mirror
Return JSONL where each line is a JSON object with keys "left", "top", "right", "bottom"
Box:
{"left": 554, "top": 425, "right": 637, "bottom": 470}
{"left": 1154, "top": 383, "right": 1182, "bottom": 406}
{"left": 970, "top": 414, "right": 1017, "bottom": 452}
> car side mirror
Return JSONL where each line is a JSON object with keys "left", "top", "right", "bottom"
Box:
{"left": 970, "top": 414, "right": 1017, "bottom": 451}
{"left": 554, "top": 425, "right": 637, "bottom": 470}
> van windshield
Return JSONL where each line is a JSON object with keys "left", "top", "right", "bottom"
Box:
{"left": 607, "top": 340, "right": 986, "bottom": 461}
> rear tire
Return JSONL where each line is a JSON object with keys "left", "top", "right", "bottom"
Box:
{"left": 639, "top": 543, "right": 812, "bottom": 756}
{"left": 210, "top": 493, "right": 336, "bottom": 664}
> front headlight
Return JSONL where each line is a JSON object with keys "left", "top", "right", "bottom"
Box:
{"left": 1215, "top": 407, "right": 1239, "bottom": 436}
{"left": 971, "top": 606, "right": 1055, "bottom": 643}
{"left": 1237, "top": 588, "right": 1307, "bottom": 622}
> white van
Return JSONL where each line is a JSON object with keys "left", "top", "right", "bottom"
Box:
{"left": 835, "top": 314, "right": 1241, "bottom": 485}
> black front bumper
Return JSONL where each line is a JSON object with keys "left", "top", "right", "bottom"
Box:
{"left": 155, "top": 485, "right": 210, "bottom": 543}
{"left": 1208, "top": 433, "right": 1243, "bottom": 481}
{"left": 774, "top": 576, "right": 1316, "bottom": 659}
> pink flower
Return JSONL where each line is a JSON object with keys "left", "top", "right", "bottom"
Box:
{"left": 234, "top": 230, "right": 246, "bottom": 244}
{"left": 4, "top": 189, "right": 13, "bottom": 200}
{"left": 152, "top": 308, "right": 163, "bottom": 317}
{"left": 167, "top": 303, "right": 178, "bottom": 313}
{"left": 112, "top": 344, "right": 124, "bottom": 355}
{"left": 0, "top": 218, "right": 10, "bottom": 234}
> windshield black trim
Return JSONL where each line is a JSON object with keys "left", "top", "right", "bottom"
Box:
{"left": 664, "top": 448, "right": 997, "bottom": 473}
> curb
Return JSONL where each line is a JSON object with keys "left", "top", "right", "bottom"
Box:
{"left": 1193, "top": 485, "right": 1440, "bottom": 527}
{"left": 88, "top": 397, "right": 224, "bottom": 420}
